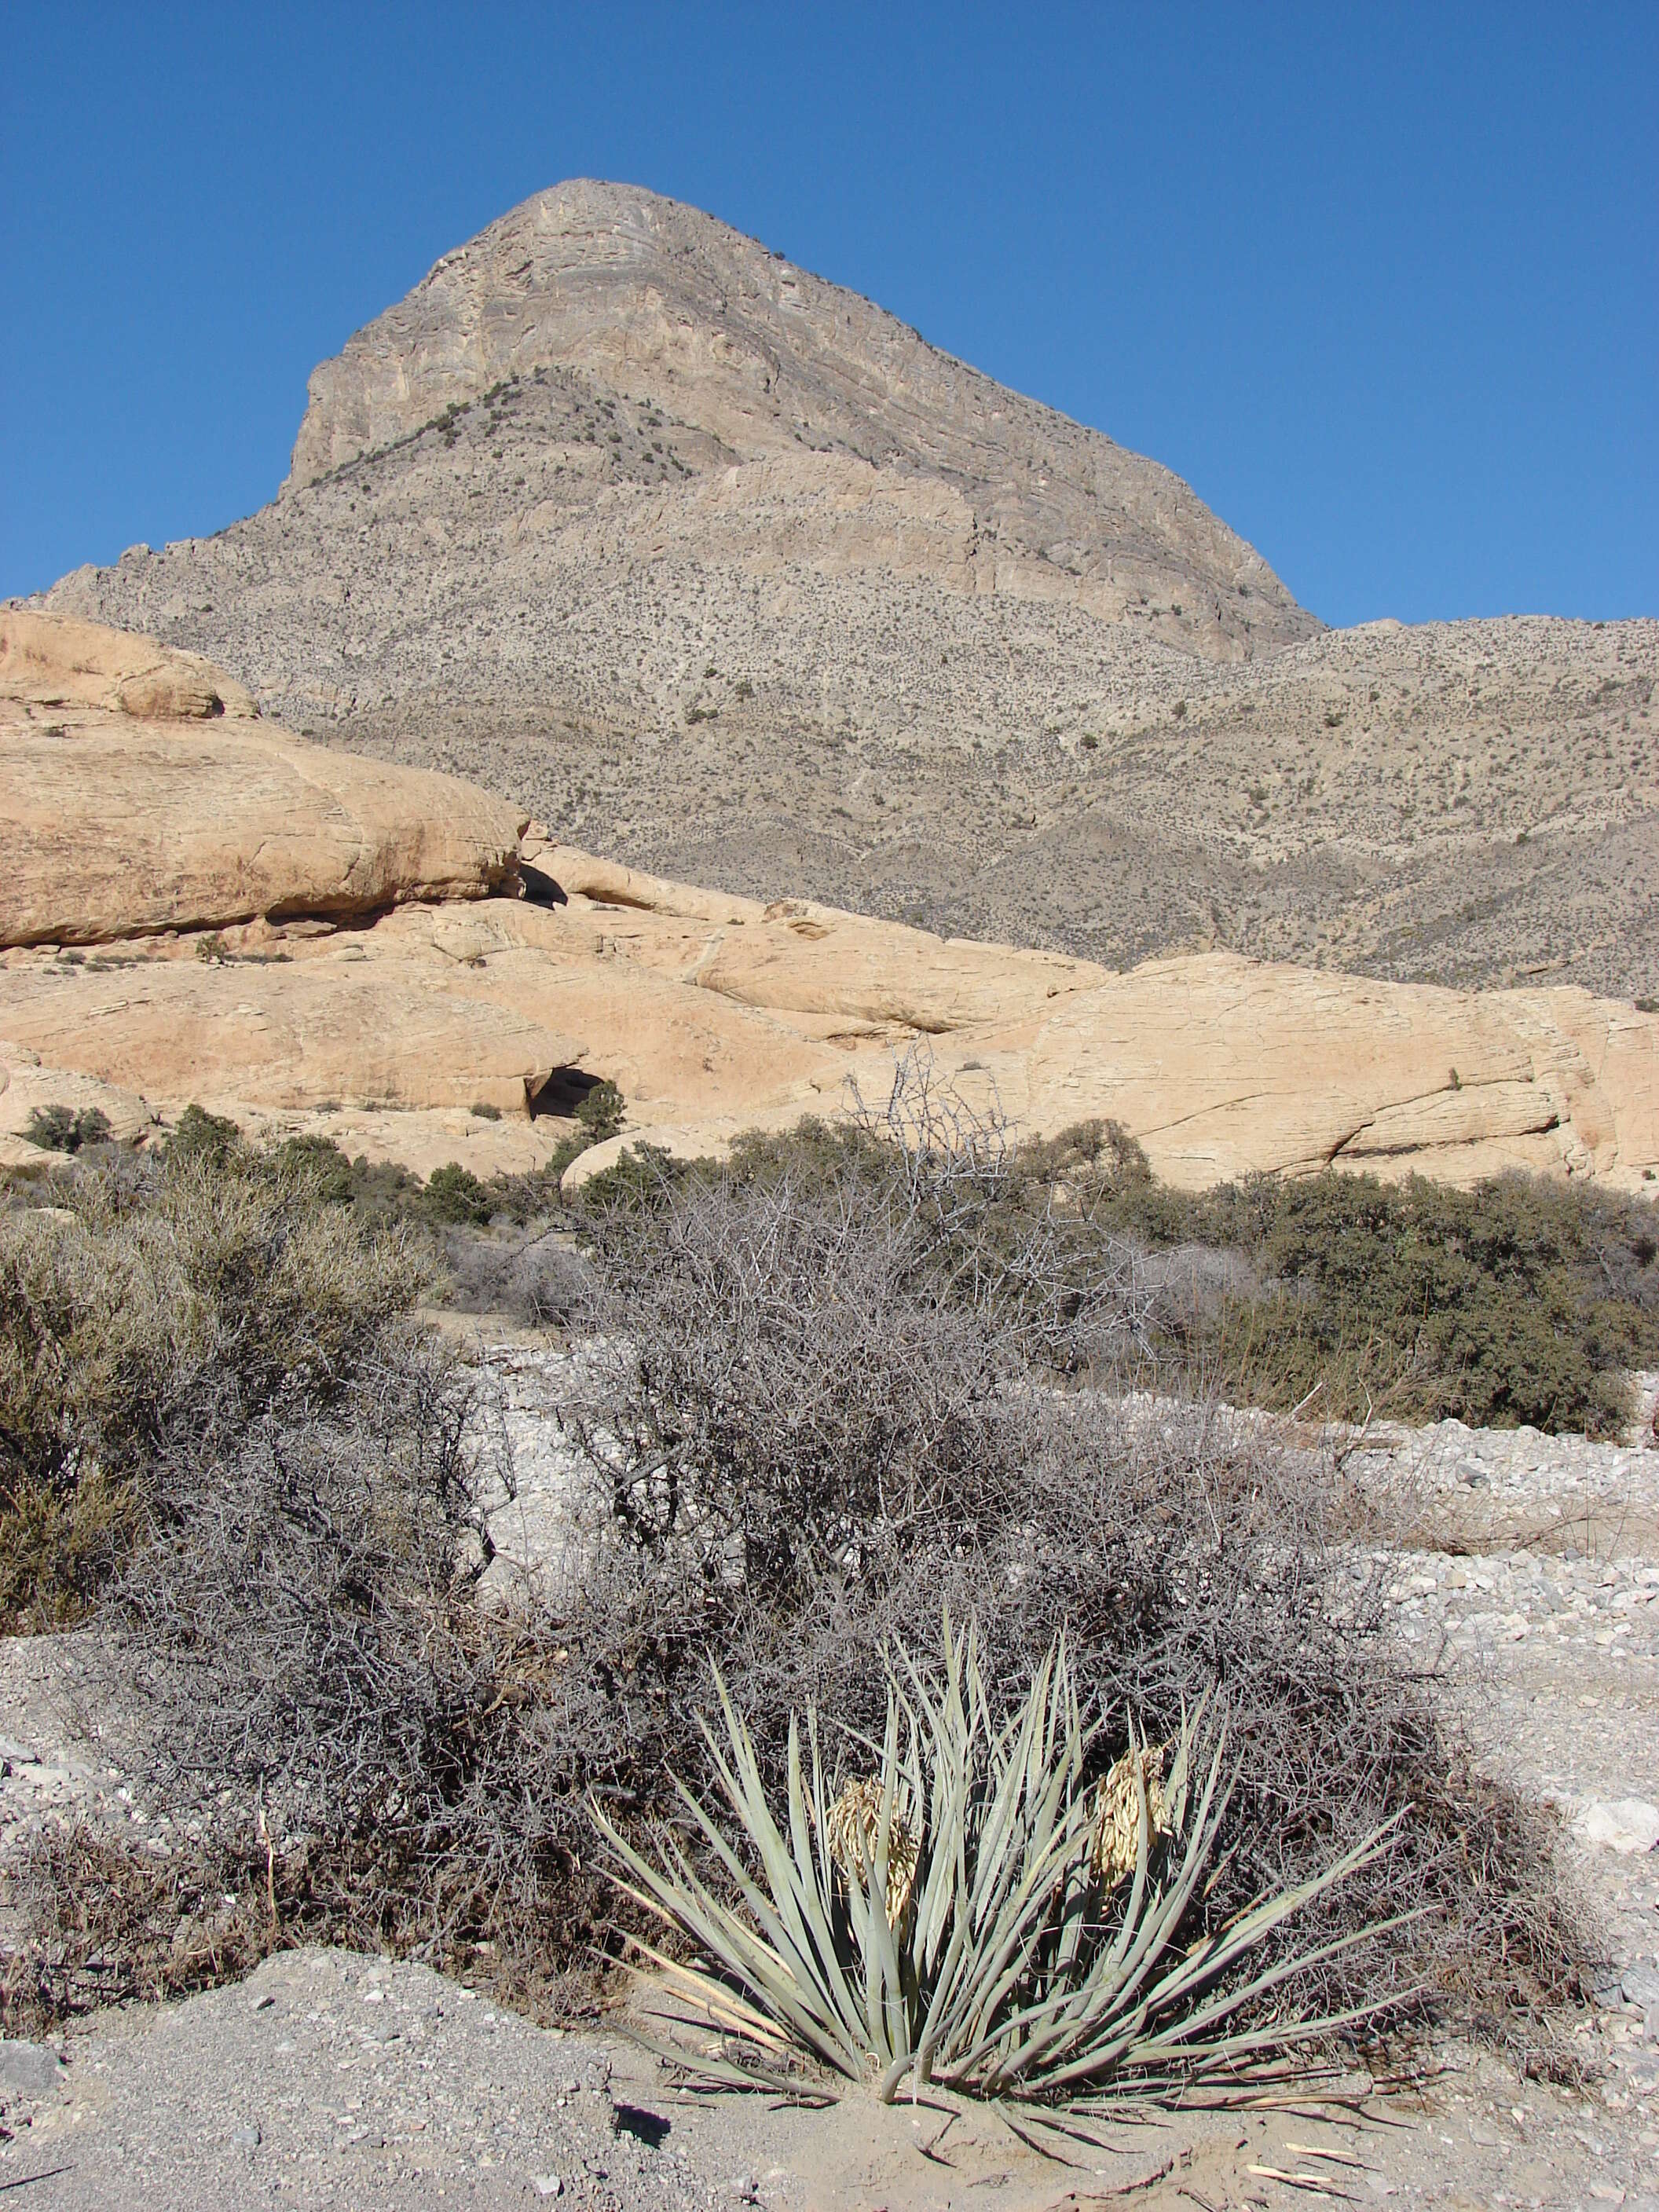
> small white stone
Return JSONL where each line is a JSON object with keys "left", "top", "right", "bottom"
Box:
{"left": 1575, "top": 1800, "right": 1659, "bottom": 1855}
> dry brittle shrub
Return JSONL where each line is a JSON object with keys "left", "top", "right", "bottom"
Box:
{"left": 2, "top": 1822, "right": 273, "bottom": 2031}
{"left": 554, "top": 1075, "right": 1599, "bottom": 2063}
{"left": 1, "top": 1086, "right": 1599, "bottom": 2064}
{"left": 0, "top": 1146, "right": 424, "bottom": 1628}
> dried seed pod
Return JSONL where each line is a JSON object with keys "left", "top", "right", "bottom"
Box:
{"left": 823, "top": 1777, "right": 919, "bottom": 1928}
{"left": 1087, "top": 1742, "right": 1172, "bottom": 1887}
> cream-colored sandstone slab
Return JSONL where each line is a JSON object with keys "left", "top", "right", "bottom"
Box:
{"left": 0, "top": 611, "right": 526, "bottom": 947}
{"left": 2, "top": 860, "right": 1654, "bottom": 1196}
{"left": 0, "top": 621, "right": 1652, "bottom": 1196}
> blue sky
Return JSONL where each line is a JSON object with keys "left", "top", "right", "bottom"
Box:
{"left": 5, "top": 2, "right": 1654, "bottom": 625}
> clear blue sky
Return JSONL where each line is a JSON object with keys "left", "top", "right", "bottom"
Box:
{"left": 5, "top": 2, "right": 1654, "bottom": 626}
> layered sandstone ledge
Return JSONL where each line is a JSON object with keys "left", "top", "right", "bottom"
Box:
{"left": 0, "top": 610, "right": 524, "bottom": 947}
{"left": 2, "top": 614, "right": 1654, "bottom": 1196}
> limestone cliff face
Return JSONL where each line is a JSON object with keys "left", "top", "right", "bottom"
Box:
{"left": 282, "top": 179, "right": 1314, "bottom": 662}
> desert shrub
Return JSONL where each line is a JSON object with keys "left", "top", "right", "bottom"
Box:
{"left": 575, "top": 1079, "right": 625, "bottom": 1144}
{"left": 0, "top": 1145, "right": 425, "bottom": 1628}
{"left": 275, "top": 1131, "right": 356, "bottom": 1203}
{"left": 569, "top": 1175, "right": 1019, "bottom": 1589}
{"left": 165, "top": 1101, "right": 243, "bottom": 1166}
{"left": 564, "top": 1077, "right": 1157, "bottom": 1596}
{"left": 22, "top": 1104, "right": 112, "bottom": 1155}
{"left": 719, "top": 1101, "right": 1655, "bottom": 1437}
{"left": 2, "top": 1821, "right": 275, "bottom": 2029}
{"left": 599, "top": 1621, "right": 1411, "bottom": 2107}
{"left": 340, "top": 1151, "right": 426, "bottom": 1223}
{"left": 0, "top": 1093, "right": 1594, "bottom": 2065}
{"left": 108, "top": 1331, "right": 489, "bottom": 1840}
{"left": 35, "top": 1331, "right": 622, "bottom": 2019}
{"left": 1119, "top": 1166, "right": 1658, "bottom": 1435}
{"left": 437, "top": 1225, "right": 588, "bottom": 1326}
{"left": 552, "top": 1106, "right": 1591, "bottom": 2053}
{"left": 421, "top": 1161, "right": 494, "bottom": 1227}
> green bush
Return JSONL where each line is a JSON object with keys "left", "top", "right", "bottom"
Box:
{"left": 1117, "top": 1165, "right": 1657, "bottom": 1435}
{"left": 275, "top": 1132, "right": 356, "bottom": 1204}
{"left": 0, "top": 1147, "right": 426, "bottom": 1629}
{"left": 165, "top": 1103, "right": 243, "bottom": 1167}
{"left": 421, "top": 1161, "right": 494, "bottom": 1227}
{"left": 22, "top": 1105, "right": 112, "bottom": 1155}
{"left": 575, "top": 1079, "right": 624, "bottom": 1143}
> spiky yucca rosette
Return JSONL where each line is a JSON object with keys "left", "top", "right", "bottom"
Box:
{"left": 592, "top": 1615, "right": 1419, "bottom": 2110}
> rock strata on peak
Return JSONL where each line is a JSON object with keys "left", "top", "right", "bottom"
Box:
{"left": 282, "top": 178, "right": 1307, "bottom": 661}
{"left": 35, "top": 181, "right": 1659, "bottom": 998}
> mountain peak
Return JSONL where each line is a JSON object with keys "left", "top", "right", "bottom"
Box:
{"left": 282, "top": 177, "right": 1315, "bottom": 661}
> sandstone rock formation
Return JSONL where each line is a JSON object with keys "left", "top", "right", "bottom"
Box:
{"left": 0, "top": 610, "right": 525, "bottom": 947}
{"left": 0, "top": 606, "right": 259, "bottom": 720}
{"left": 2, "top": 623, "right": 1653, "bottom": 1195}
{"left": 4, "top": 859, "right": 1654, "bottom": 1193}
{"left": 33, "top": 184, "right": 1655, "bottom": 1002}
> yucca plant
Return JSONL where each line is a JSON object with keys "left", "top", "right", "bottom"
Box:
{"left": 591, "top": 1614, "right": 1418, "bottom": 2109}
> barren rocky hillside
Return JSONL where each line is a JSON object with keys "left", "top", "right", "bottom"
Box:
{"left": 34, "top": 179, "right": 1658, "bottom": 998}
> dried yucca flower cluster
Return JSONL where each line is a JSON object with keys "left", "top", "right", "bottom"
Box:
{"left": 824, "top": 1777, "right": 920, "bottom": 1928}
{"left": 1088, "top": 1741, "right": 1172, "bottom": 1887}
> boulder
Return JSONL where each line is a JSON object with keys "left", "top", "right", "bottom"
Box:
{"left": 0, "top": 606, "right": 259, "bottom": 720}
{"left": 1573, "top": 1799, "right": 1659, "bottom": 1855}
{"left": 0, "top": 611, "right": 526, "bottom": 947}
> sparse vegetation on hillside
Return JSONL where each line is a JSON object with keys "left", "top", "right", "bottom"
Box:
{"left": 44, "top": 186, "right": 1657, "bottom": 998}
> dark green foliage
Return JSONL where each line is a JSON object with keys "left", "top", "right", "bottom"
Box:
{"left": 485, "top": 1082, "right": 629, "bottom": 1212}
{"left": 1081, "top": 1159, "right": 1658, "bottom": 1436}
{"left": 275, "top": 1132, "right": 357, "bottom": 1204}
{"left": 165, "top": 1103, "right": 244, "bottom": 1167}
{"left": 420, "top": 1162, "right": 494, "bottom": 1227}
{"left": 22, "top": 1104, "right": 112, "bottom": 1155}
{"left": 574, "top": 1079, "right": 624, "bottom": 1143}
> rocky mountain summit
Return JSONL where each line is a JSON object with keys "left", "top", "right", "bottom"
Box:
{"left": 284, "top": 178, "right": 1310, "bottom": 660}
{"left": 32, "top": 180, "right": 1658, "bottom": 998}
